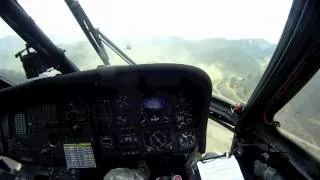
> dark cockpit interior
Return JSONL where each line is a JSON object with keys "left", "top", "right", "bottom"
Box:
{"left": 0, "top": 64, "right": 211, "bottom": 179}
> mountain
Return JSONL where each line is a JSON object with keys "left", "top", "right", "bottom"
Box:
{"left": 105, "top": 37, "right": 276, "bottom": 103}
{"left": 276, "top": 72, "right": 320, "bottom": 147}
{"left": 124, "top": 37, "right": 275, "bottom": 74}
{"left": 0, "top": 36, "right": 25, "bottom": 52}
{"left": 0, "top": 69, "right": 26, "bottom": 84}
{"left": 0, "top": 36, "right": 275, "bottom": 101}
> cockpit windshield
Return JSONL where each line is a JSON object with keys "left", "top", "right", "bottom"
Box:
{"left": 0, "top": 0, "right": 293, "bottom": 103}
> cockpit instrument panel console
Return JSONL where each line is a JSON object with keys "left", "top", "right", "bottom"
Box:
{"left": 0, "top": 64, "right": 212, "bottom": 167}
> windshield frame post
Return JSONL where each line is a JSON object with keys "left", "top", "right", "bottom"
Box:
{"left": 0, "top": 0, "right": 79, "bottom": 74}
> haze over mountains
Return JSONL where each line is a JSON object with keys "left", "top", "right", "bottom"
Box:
{"left": 1, "top": 35, "right": 319, "bottom": 158}
{"left": 62, "top": 37, "right": 276, "bottom": 103}
{"left": 0, "top": 36, "right": 276, "bottom": 104}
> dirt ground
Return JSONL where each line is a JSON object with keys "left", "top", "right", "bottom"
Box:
{"left": 205, "top": 119, "right": 234, "bottom": 154}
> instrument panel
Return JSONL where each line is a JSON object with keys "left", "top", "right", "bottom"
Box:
{"left": 64, "top": 91, "right": 199, "bottom": 157}
{"left": 0, "top": 64, "right": 212, "bottom": 166}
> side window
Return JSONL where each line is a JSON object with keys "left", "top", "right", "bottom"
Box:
{"left": 275, "top": 71, "right": 320, "bottom": 160}
{"left": 206, "top": 119, "right": 233, "bottom": 154}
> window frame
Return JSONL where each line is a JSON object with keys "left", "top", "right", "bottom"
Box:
{"left": 234, "top": 0, "right": 320, "bottom": 178}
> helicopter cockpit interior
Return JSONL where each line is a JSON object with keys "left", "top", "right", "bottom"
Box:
{"left": 0, "top": 0, "right": 320, "bottom": 179}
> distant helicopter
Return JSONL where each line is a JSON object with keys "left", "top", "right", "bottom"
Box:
{"left": 125, "top": 44, "right": 132, "bottom": 50}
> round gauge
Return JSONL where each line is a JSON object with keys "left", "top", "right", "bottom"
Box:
{"left": 178, "top": 131, "right": 197, "bottom": 150}
{"left": 149, "top": 130, "right": 168, "bottom": 150}
{"left": 100, "top": 136, "right": 113, "bottom": 152}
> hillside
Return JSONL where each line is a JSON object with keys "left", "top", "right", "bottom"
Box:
{"left": 275, "top": 72, "right": 320, "bottom": 157}
{"left": 62, "top": 37, "right": 275, "bottom": 103}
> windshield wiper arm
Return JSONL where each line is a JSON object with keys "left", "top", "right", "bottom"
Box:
{"left": 65, "top": 0, "right": 136, "bottom": 65}
{"left": 64, "top": 0, "right": 109, "bottom": 65}
{"left": 97, "top": 30, "right": 136, "bottom": 65}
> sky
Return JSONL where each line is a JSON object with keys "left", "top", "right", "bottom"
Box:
{"left": 0, "top": 0, "right": 293, "bottom": 43}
